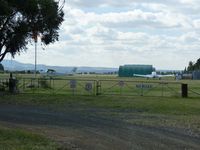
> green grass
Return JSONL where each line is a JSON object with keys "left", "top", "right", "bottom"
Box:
{"left": 1, "top": 73, "right": 200, "bottom": 143}
{"left": 0, "top": 126, "right": 58, "bottom": 150}
{"left": 0, "top": 93, "right": 200, "bottom": 146}
{"left": 1, "top": 94, "right": 200, "bottom": 115}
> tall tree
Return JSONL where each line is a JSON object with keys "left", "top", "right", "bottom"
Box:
{"left": 187, "top": 61, "right": 194, "bottom": 72}
{"left": 0, "top": 0, "right": 64, "bottom": 62}
{"left": 194, "top": 58, "right": 200, "bottom": 70}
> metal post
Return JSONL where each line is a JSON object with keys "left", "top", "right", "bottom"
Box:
{"left": 9, "top": 73, "right": 14, "bottom": 93}
{"left": 93, "top": 81, "right": 95, "bottom": 96}
{"left": 53, "top": 78, "right": 55, "bottom": 94}
{"left": 96, "top": 81, "right": 98, "bottom": 95}
{"left": 23, "top": 79, "right": 25, "bottom": 91}
{"left": 182, "top": 84, "right": 188, "bottom": 98}
{"left": 34, "top": 40, "right": 37, "bottom": 79}
{"left": 96, "top": 81, "right": 101, "bottom": 96}
{"left": 141, "top": 82, "right": 143, "bottom": 96}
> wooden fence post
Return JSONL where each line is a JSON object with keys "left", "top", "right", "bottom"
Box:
{"left": 182, "top": 84, "right": 188, "bottom": 98}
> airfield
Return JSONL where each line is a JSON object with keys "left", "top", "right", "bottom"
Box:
{"left": 0, "top": 74, "right": 200, "bottom": 149}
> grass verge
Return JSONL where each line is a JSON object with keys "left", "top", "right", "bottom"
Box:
{"left": 0, "top": 125, "right": 58, "bottom": 150}
{"left": 0, "top": 94, "right": 200, "bottom": 141}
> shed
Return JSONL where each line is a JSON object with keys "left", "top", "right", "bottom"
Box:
{"left": 118, "top": 65, "right": 155, "bottom": 77}
{"left": 192, "top": 71, "right": 200, "bottom": 80}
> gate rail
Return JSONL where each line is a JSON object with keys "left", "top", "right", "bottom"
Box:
{"left": 97, "top": 80, "right": 181, "bottom": 97}
{"left": 0, "top": 77, "right": 194, "bottom": 98}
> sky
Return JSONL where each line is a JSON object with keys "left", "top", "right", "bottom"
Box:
{"left": 8, "top": 0, "right": 200, "bottom": 70}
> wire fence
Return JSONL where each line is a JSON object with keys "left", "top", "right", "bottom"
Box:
{"left": 97, "top": 80, "right": 181, "bottom": 97}
{"left": 0, "top": 78, "right": 182, "bottom": 97}
{"left": 0, "top": 79, "right": 9, "bottom": 93}
{"left": 17, "top": 78, "right": 97, "bottom": 95}
{"left": 188, "top": 83, "right": 200, "bottom": 97}
{"left": 1, "top": 77, "right": 199, "bottom": 98}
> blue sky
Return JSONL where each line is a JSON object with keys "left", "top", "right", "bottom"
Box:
{"left": 9, "top": 0, "right": 200, "bottom": 70}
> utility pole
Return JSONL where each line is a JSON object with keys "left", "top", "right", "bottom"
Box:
{"left": 33, "top": 31, "right": 38, "bottom": 79}
{"left": 34, "top": 39, "right": 37, "bottom": 79}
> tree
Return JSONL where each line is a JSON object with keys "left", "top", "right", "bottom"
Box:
{"left": 0, "top": 63, "right": 4, "bottom": 71}
{"left": 187, "top": 61, "right": 194, "bottom": 72}
{"left": 194, "top": 58, "right": 200, "bottom": 70}
{"left": 0, "top": 0, "right": 64, "bottom": 62}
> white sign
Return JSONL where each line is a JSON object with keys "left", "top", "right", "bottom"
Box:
{"left": 136, "top": 84, "right": 153, "bottom": 89}
{"left": 85, "top": 83, "right": 92, "bottom": 91}
{"left": 119, "top": 81, "right": 125, "bottom": 87}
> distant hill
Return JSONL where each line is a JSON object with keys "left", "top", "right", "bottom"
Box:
{"left": 1, "top": 60, "right": 118, "bottom": 74}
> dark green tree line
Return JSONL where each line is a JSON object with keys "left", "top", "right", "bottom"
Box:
{"left": 187, "top": 58, "right": 200, "bottom": 72}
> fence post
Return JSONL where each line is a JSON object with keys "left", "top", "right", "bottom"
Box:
{"left": 141, "top": 82, "right": 143, "bottom": 96}
{"left": 23, "top": 79, "right": 25, "bottom": 91}
{"left": 96, "top": 81, "right": 101, "bottom": 96}
{"left": 182, "top": 84, "right": 188, "bottom": 98}
{"left": 9, "top": 73, "right": 17, "bottom": 93}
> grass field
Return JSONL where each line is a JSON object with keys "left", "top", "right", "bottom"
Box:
{"left": 0, "top": 73, "right": 200, "bottom": 149}
{"left": 1, "top": 94, "right": 200, "bottom": 133}
{"left": 0, "top": 125, "right": 58, "bottom": 150}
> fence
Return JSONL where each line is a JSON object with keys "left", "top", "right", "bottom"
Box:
{"left": 97, "top": 80, "right": 181, "bottom": 97}
{"left": 17, "top": 78, "right": 97, "bottom": 95}
{"left": 1, "top": 77, "right": 197, "bottom": 97}
{"left": 2, "top": 78, "right": 181, "bottom": 97}
{"left": 0, "top": 78, "right": 9, "bottom": 92}
{"left": 188, "top": 83, "right": 200, "bottom": 97}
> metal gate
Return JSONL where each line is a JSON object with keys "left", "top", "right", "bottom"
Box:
{"left": 17, "top": 78, "right": 96, "bottom": 95}
{"left": 0, "top": 77, "right": 184, "bottom": 97}
{"left": 97, "top": 80, "right": 181, "bottom": 97}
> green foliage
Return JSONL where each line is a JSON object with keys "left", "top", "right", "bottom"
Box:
{"left": 187, "top": 58, "right": 200, "bottom": 72}
{"left": 0, "top": 0, "right": 64, "bottom": 62}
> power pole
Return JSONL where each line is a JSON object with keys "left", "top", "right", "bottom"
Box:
{"left": 35, "top": 40, "right": 37, "bottom": 79}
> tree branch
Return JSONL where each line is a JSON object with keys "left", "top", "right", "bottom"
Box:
{"left": 0, "top": 11, "right": 17, "bottom": 33}
{"left": 0, "top": 37, "right": 7, "bottom": 52}
{"left": 0, "top": 50, "right": 8, "bottom": 62}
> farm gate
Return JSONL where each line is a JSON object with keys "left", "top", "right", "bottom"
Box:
{"left": 6, "top": 78, "right": 183, "bottom": 97}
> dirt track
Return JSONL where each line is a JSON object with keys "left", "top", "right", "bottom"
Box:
{"left": 0, "top": 104, "right": 199, "bottom": 150}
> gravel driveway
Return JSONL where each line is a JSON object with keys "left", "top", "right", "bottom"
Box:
{"left": 0, "top": 104, "right": 199, "bottom": 150}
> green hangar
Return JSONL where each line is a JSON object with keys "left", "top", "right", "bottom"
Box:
{"left": 118, "top": 65, "right": 155, "bottom": 77}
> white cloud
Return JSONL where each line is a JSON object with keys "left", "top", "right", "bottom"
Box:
{"left": 12, "top": 1, "right": 200, "bottom": 70}
{"left": 64, "top": 7, "right": 192, "bottom": 30}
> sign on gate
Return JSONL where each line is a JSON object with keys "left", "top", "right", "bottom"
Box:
{"left": 70, "top": 80, "right": 77, "bottom": 89}
{"left": 119, "top": 81, "right": 125, "bottom": 87}
{"left": 136, "top": 84, "right": 153, "bottom": 89}
{"left": 85, "top": 83, "right": 92, "bottom": 91}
